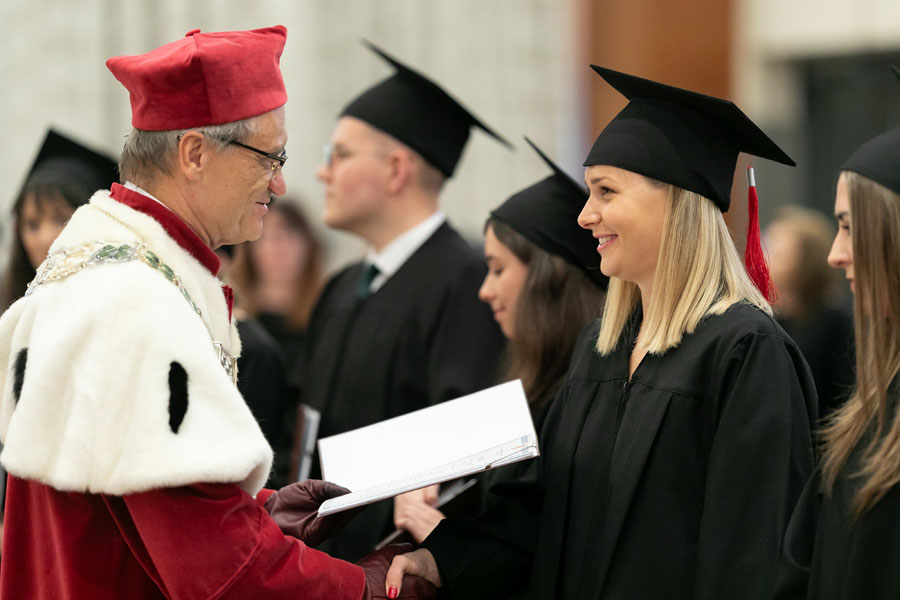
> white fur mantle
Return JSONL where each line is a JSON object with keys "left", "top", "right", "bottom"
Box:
{"left": 0, "top": 191, "right": 272, "bottom": 496}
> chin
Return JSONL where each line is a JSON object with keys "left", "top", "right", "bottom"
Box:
{"left": 322, "top": 212, "right": 352, "bottom": 232}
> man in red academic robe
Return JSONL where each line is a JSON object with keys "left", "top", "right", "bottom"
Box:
{"left": 0, "top": 25, "right": 433, "bottom": 600}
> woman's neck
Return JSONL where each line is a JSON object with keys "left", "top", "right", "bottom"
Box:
{"left": 630, "top": 282, "right": 653, "bottom": 380}
{"left": 255, "top": 280, "right": 297, "bottom": 314}
{"left": 638, "top": 280, "right": 653, "bottom": 323}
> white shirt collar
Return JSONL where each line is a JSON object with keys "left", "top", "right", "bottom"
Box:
{"left": 365, "top": 212, "right": 446, "bottom": 292}
{"left": 124, "top": 181, "right": 166, "bottom": 206}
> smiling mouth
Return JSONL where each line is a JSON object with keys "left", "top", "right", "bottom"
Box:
{"left": 595, "top": 234, "right": 617, "bottom": 252}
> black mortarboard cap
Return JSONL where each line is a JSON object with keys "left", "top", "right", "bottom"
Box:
{"left": 840, "top": 66, "right": 900, "bottom": 195}
{"left": 20, "top": 128, "right": 119, "bottom": 200}
{"left": 841, "top": 127, "right": 900, "bottom": 196}
{"left": 491, "top": 137, "right": 607, "bottom": 289}
{"left": 340, "top": 40, "right": 511, "bottom": 178}
{"left": 583, "top": 66, "right": 795, "bottom": 212}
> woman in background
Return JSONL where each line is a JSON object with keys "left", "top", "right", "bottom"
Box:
{"left": 230, "top": 199, "right": 325, "bottom": 488}
{"left": 2, "top": 129, "right": 118, "bottom": 309}
{"left": 764, "top": 206, "right": 854, "bottom": 418}
{"left": 231, "top": 199, "right": 324, "bottom": 361}
{"left": 392, "top": 138, "right": 608, "bottom": 547}
{"left": 774, "top": 126, "right": 900, "bottom": 599}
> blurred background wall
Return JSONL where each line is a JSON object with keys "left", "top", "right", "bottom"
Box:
{"left": 0, "top": 0, "right": 584, "bottom": 268}
{"left": 2, "top": 0, "right": 900, "bottom": 272}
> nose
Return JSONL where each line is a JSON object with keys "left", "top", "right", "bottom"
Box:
{"left": 827, "top": 232, "right": 849, "bottom": 270}
{"left": 268, "top": 168, "right": 287, "bottom": 197}
{"left": 577, "top": 195, "right": 599, "bottom": 230}
{"left": 478, "top": 273, "right": 494, "bottom": 304}
{"left": 316, "top": 161, "right": 331, "bottom": 183}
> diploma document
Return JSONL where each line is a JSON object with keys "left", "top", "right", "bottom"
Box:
{"left": 317, "top": 380, "right": 539, "bottom": 516}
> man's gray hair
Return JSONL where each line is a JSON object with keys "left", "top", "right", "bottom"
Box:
{"left": 118, "top": 115, "right": 262, "bottom": 183}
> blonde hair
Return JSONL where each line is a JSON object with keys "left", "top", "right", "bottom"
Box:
{"left": 596, "top": 184, "right": 771, "bottom": 355}
{"left": 822, "top": 170, "right": 900, "bottom": 518}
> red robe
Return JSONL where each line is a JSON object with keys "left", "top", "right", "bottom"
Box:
{"left": 0, "top": 185, "right": 365, "bottom": 599}
{"left": 1, "top": 479, "right": 364, "bottom": 599}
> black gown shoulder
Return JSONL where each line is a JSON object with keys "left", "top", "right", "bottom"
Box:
{"left": 774, "top": 390, "right": 900, "bottom": 600}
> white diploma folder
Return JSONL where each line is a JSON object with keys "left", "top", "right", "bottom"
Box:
{"left": 317, "top": 380, "right": 539, "bottom": 516}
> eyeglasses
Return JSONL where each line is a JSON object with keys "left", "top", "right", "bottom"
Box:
{"left": 229, "top": 140, "right": 288, "bottom": 174}
{"left": 176, "top": 133, "right": 288, "bottom": 174}
{"left": 322, "top": 143, "right": 347, "bottom": 167}
{"left": 322, "top": 143, "right": 385, "bottom": 167}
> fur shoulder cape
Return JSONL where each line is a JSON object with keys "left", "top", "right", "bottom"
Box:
{"left": 0, "top": 191, "right": 272, "bottom": 496}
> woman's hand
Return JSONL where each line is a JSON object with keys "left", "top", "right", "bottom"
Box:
{"left": 385, "top": 548, "right": 442, "bottom": 597}
{"left": 394, "top": 485, "right": 444, "bottom": 542}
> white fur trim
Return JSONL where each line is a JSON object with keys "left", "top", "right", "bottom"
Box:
{"left": 0, "top": 191, "right": 271, "bottom": 495}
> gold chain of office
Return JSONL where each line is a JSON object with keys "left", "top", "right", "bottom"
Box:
{"left": 27, "top": 238, "right": 238, "bottom": 386}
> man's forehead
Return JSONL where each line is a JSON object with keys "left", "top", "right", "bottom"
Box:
{"left": 332, "top": 116, "right": 385, "bottom": 146}
{"left": 255, "top": 107, "right": 288, "bottom": 146}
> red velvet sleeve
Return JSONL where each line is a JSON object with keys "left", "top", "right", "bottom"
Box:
{"left": 256, "top": 487, "right": 276, "bottom": 506}
{"left": 105, "top": 483, "right": 364, "bottom": 600}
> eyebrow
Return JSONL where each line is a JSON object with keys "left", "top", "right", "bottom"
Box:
{"left": 835, "top": 211, "right": 849, "bottom": 220}
{"left": 587, "top": 175, "right": 611, "bottom": 186}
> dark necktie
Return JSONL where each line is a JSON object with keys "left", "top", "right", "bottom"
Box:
{"left": 356, "top": 263, "right": 380, "bottom": 299}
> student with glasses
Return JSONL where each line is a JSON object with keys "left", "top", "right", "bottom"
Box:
{"left": 302, "top": 42, "right": 509, "bottom": 563}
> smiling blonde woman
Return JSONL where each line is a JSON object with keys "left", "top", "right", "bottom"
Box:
{"left": 381, "top": 67, "right": 818, "bottom": 600}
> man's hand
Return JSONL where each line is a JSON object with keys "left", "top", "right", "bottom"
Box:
{"left": 263, "top": 480, "right": 360, "bottom": 547}
{"left": 357, "top": 544, "right": 438, "bottom": 599}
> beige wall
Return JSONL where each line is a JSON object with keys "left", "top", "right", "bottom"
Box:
{"left": 0, "top": 0, "right": 584, "bottom": 271}
{"left": 735, "top": 0, "right": 900, "bottom": 124}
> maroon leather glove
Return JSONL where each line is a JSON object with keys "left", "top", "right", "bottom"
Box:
{"left": 263, "top": 480, "right": 361, "bottom": 547}
{"left": 357, "top": 544, "right": 437, "bottom": 600}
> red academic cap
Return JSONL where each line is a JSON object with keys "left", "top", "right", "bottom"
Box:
{"left": 106, "top": 25, "right": 288, "bottom": 131}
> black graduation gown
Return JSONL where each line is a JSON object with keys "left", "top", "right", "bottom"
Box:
{"left": 256, "top": 311, "right": 308, "bottom": 364}
{"left": 424, "top": 303, "right": 817, "bottom": 599}
{"left": 773, "top": 393, "right": 900, "bottom": 600}
{"left": 475, "top": 396, "right": 552, "bottom": 513}
{"left": 303, "top": 222, "right": 505, "bottom": 561}
{"left": 235, "top": 318, "right": 296, "bottom": 488}
{"left": 777, "top": 302, "right": 854, "bottom": 421}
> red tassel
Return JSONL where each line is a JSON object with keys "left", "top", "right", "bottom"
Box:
{"left": 744, "top": 167, "right": 775, "bottom": 302}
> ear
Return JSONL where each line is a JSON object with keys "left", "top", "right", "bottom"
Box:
{"left": 176, "top": 131, "right": 207, "bottom": 182}
{"left": 385, "top": 147, "right": 413, "bottom": 195}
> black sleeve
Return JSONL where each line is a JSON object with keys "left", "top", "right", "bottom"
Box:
{"left": 770, "top": 470, "right": 822, "bottom": 600}
{"left": 423, "top": 480, "right": 539, "bottom": 600}
{"left": 420, "top": 382, "right": 570, "bottom": 599}
{"left": 693, "top": 331, "right": 817, "bottom": 600}
{"left": 235, "top": 319, "right": 292, "bottom": 447}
